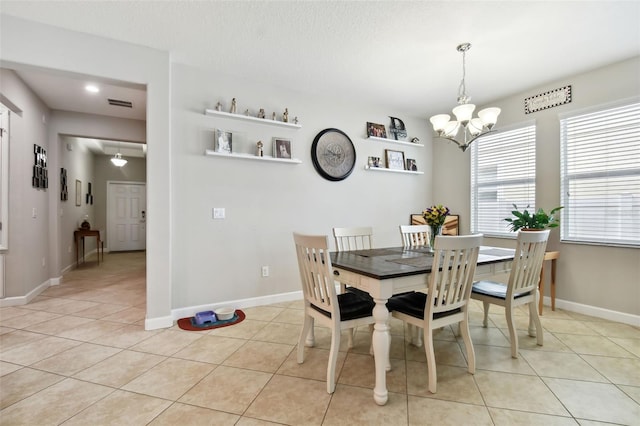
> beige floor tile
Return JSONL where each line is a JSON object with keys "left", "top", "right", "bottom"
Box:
{"left": 56, "top": 319, "right": 126, "bottom": 341}
{"left": 242, "top": 305, "right": 285, "bottom": 321}
{"left": 62, "top": 389, "right": 171, "bottom": 425}
{"left": 544, "top": 377, "right": 640, "bottom": 424}
{"left": 0, "top": 306, "right": 34, "bottom": 321}
{"left": 0, "top": 360, "right": 22, "bottom": 377}
{"left": 0, "top": 310, "right": 62, "bottom": 329}
{"left": 0, "top": 367, "right": 64, "bottom": 409}
{"left": 100, "top": 306, "right": 146, "bottom": 323}
{"left": 609, "top": 337, "right": 640, "bottom": 357}
{"left": 519, "top": 350, "right": 607, "bottom": 382}
{"left": 73, "top": 302, "right": 129, "bottom": 319}
{"left": 207, "top": 318, "right": 268, "bottom": 339}
{"left": 179, "top": 365, "right": 271, "bottom": 414}
{"left": 90, "top": 323, "right": 160, "bottom": 348}
{"left": 22, "top": 314, "right": 94, "bottom": 336}
{"left": 618, "top": 384, "right": 640, "bottom": 404}
{"left": 0, "top": 329, "right": 47, "bottom": 351}
{"left": 251, "top": 321, "right": 301, "bottom": 345}
{"left": 31, "top": 342, "right": 121, "bottom": 376}
{"left": 131, "top": 329, "right": 203, "bottom": 356}
{"left": 123, "top": 357, "right": 215, "bottom": 400}
{"left": 554, "top": 333, "right": 637, "bottom": 357}
{"left": 0, "top": 326, "right": 14, "bottom": 335}
{"left": 324, "top": 385, "right": 408, "bottom": 425}
{"left": 407, "top": 395, "right": 493, "bottom": 425}
{"left": 409, "top": 338, "right": 469, "bottom": 368}
{"left": 488, "top": 407, "right": 578, "bottom": 425}
{"left": 73, "top": 349, "right": 165, "bottom": 387}
{"left": 149, "top": 402, "right": 240, "bottom": 425}
{"left": 278, "top": 346, "right": 347, "bottom": 382}
{"left": 339, "top": 353, "right": 406, "bottom": 394}
{"left": 585, "top": 321, "right": 640, "bottom": 339}
{"left": 0, "top": 378, "right": 113, "bottom": 425}
{"left": 223, "top": 340, "right": 293, "bottom": 373}
{"left": 406, "top": 362, "right": 483, "bottom": 404}
{"left": 475, "top": 370, "right": 569, "bottom": 415}
{"left": 513, "top": 329, "right": 573, "bottom": 353}
{"left": 236, "top": 416, "right": 287, "bottom": 425}
{"left": 473, "top": 345, "right": 536, "bottom": 375}
{"left": 468, "top": 325, "right": 511, "bottom": 347}
{"left": 244, "top": 374, "right": 332, "bottom": 424}
{"left": 489, "top": 312, "right": 538, "bottom": 330}
{"left": 271, "top": 308, "right": 305, "bottom": 324}
{"left": 174, "top": 335, "right": 246, "bottom": 364}
{"left": 540, "top": 318, "right": 599, "bottom": 335}
{"left": 581, "top": 355, "right": 640, "bottom": 386}
{"left": 0, "top": 335, "right": 82, "bottom": 366}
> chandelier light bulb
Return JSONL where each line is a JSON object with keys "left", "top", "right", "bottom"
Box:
{"left": 111, "top": 152, "right": 127, "bottom": 167}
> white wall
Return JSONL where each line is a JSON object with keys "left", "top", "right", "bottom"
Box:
{"left": 171, "top": 63, "right": 433, "bottom": 309}
{"left": 434, "top": 56, "right": 640, "bottom": 318}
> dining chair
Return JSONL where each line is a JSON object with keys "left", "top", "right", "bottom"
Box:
{"left": 399, "top": 224, "right": 430, "bottom": 247}
{"left": 388, "top": 234, "right": 483, "bottom": 393}
{"left": 293, "top": 232, "right": 376, "bottom": 394}
{"left": 333, "top": 226, "right": 374, "bottom": 252}
{"left": 471, "top": 230, "right": 549, "bottom": 358}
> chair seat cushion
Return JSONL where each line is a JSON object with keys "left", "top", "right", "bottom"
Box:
{"left": 387, "top": 291, "right": 461, "bottom": 320}
{"left": 472, "top": 280, "right": 531, "bottom": 300}
{"left": 311, "top": 292, "right": 374, "bottom": 321}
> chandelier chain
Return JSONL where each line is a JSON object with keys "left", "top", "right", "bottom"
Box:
{"left": 457, "top": 48, "right": 469, "bottom": 105}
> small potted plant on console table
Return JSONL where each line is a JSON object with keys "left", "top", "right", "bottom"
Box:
{"left": 504, "top": 204, "right": 563, "bottom": 232}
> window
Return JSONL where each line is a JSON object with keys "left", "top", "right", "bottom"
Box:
{"left": 560, "top": 100, "right": 640, "bottom": 247}
{"left": 471, "top": 123, "right": 536, "bottom": 237}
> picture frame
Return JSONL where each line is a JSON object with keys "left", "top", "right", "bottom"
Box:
{"left": 367, "top": 156, "right": 381, "bottom": 168}
{"left": 273, "top": 137, "right": 292, "bottom": 159}
{"left": 75, "top": 179, "right": 82, "bottom": 206}
{"left": 406, "top": 158, "right": 418, "bottom": 171}
{"left": 410, "top": 213, "right": 460, "bottom": 236}
{"left": 215, "top": 128, "right": 233, "bottom": 154}
{"left": 366, "top": 122, "right": 387, "bottom": 138}
{"left": 385, "top": 149, "right": 405, "bottom": 170}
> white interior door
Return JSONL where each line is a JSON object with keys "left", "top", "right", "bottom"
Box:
{"left": 107, "top": 182, "right": 146, "bottom": 252}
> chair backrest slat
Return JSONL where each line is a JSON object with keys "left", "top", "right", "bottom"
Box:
{"left": 508, "top": 230, "right": 550, "bottom": 297}
{"left": 428, "top": 235, "right": 483, "bottom": 314}
{"left": 294, "top": 233, "right": 339, "bottom": 318}
{"left": 333, "top": 227, "right": 373, "bottom": 251}
{"left": 399, "top": 225, "right": 430, "bottom": 247}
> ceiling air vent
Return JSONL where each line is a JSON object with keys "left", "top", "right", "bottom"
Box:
{"left": 107, "top": 98, "right": 133, "bottom": 108}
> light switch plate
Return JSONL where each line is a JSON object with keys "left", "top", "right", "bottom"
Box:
{"left": 213, "top": 208, "right": 225, "bottom": 219}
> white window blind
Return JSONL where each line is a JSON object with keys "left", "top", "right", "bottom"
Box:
{"left": 471, "top": 124, "right": 536, "bottom": 237}
{"left": 560, "top": 101, "right": 640, "bottom": 247}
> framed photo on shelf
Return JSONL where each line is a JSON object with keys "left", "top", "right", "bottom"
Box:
{"left": 215, "top": 129, "right": 233, "bottom": 154}
{"left": 366, "top": 122, "right": 387, "bottom": 138}
{"left": 273, "top": 137, "right": 292, "bottom": 159}
{"left": 410, "top": 213, "right": 460, "bottom": 236}
{"left": 406, "top": 158, "right": 418, "bottom": 171}
{"left": 367, "top": 156, "right": 381, "bottom": 168}
{"left": 385, "top": 149, "right": 405, "bottom": 170}
{"left": 75, "top": 179, "right": 82, "bottom": 206}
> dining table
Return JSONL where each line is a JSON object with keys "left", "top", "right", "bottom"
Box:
{"left": 330, "top": 245, "right": 515, "bottom": 406}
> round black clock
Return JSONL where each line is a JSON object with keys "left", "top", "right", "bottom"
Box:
{"left": 311, "top": 128, "right": 356, "bottom": 181}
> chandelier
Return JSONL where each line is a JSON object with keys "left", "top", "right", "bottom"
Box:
{"left": 110, "top": 143, "right": 128, "bottom": 167}
{"left": 429, "top": 43, "right": 501, "bottom": 152}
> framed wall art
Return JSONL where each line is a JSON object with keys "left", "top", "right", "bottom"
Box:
{"left": 32, "top": 144, "right": 48, "bottom": 189}
{"left": 406, "top": 158, "right": 418, "bottom": 171}
{"left": 366, "top": 122, "right": 387, "bottom": 138}
{"left": 60, "top": 168, "right": 68, "bottom": 201}
{"left": 385, "top": 149, "right": 405, "bottom": 170}
{"left": 273, "top": 137, "right": 292, "bottom": 159}
{"left": 75, "top": 179, "right": 82, "bottom": 206}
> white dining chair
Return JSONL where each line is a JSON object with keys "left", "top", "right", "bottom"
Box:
{"left": 293, "top": 232, "right": 376, "bottom": 394}
{"left": 333, "top": 226, "right": 373, "bottom": 252}
{"left": 399, "top": 224, "right": 430, "bottom": 247}
{"left": 388, "top": 234, "right": 483, "bottom": 393}
{"left": 471, "top": 230, "right": 549, "bottom": 358}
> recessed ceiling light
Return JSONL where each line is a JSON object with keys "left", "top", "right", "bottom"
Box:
{"left": 85, "top": 84, "right": 100, "bottom": 93}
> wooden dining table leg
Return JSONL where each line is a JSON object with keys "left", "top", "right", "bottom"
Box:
{"left": 371, "top": 297, "right": 390, "bottom": 406}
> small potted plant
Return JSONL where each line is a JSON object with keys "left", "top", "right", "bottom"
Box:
{"left": 504, "top": 204, "right": 563, "bottom": 232}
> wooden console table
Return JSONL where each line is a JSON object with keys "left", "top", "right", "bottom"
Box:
{"left": 539, "top": 251, "right": 560, "bottom": 315}
{"left": 74, "top": 229, "right": 103, "bottom": 266}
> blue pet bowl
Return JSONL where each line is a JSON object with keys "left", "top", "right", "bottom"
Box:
{"left": 194, "top": 310, "right": 217, "bottom": 325}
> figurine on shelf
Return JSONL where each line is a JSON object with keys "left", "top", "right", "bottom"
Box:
{"left": 215, "top": 102, "right": 222, "bottom": 111}
{"left": 256, "top": 141, "right": 264, "bottom": 157}
{"left": 411, "top": 137, "right": 420, "bottom": 144}
{"left": 230, "top": 98, "right": 237, "bottom": 114}
{"left": 294, "top": 116, "right": 299, "bottom": 125}
{"left": 258, "top": 108, "right": 265, "bottom": 119}
{"left": 244, "top": 109, "right": 250, "bottom": 116}
{"left": 283, "top": 108, "right": 289, "bottom": 123}
{"left": 272, "top": 111, "right": 276, "bottom": 120}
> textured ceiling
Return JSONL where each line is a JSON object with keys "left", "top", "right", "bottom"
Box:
{"left": 1, "top": 1, "right": 639, "bottom": 120}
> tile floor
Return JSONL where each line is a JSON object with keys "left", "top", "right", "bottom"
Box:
{"left": 1, "top": 251, "right": 639, "bottom": 425}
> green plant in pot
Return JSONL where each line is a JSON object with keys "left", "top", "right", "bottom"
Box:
{"left": 504, "top": 204, "right": 563, "bottom": 232}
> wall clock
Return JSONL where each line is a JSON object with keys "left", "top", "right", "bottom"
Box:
{"left": 311, "top": 128, "right": 356, "bottom": 181}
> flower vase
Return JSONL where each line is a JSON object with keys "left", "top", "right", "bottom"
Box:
{"left": 429, "top": 224, "right": 442, "bottom": 252}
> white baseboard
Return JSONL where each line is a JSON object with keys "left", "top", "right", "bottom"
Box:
{"left": 145, "top": 315, "right": 174, "bottom": 331}
{"left": 50, "top": 276, "right": 62, "bottom": 286}
{"left": 543, "top": 296, "right": 640, "bottom": 327}
{"left": 0, "top": 278, "right": 51, "bottom": 307}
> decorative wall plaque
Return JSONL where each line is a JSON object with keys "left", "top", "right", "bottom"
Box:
{"left": 32, "top": 144, "right": 48, "bottom": 189}
{"left": 524, "top": 85, "right": 572, "bottom": 114}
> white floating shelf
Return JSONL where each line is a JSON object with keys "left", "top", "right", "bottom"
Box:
{"left": 204, "top": 109, "right": 302, "bottom": 129}
{"left": 367, "top": 136, "right": 424, "bottom": 147}
{"left": 205, "top": 150, "right": 302, "bottom": 164}
{"left": 364, "top": 165, "right": 424, "bottom": 175}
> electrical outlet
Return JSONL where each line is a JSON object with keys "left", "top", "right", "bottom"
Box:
{"left": 262, "top": 266, "right": 269, "bottom": 277}
{"left": 213, "top": 208, "right": 225, "bottom": 219}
